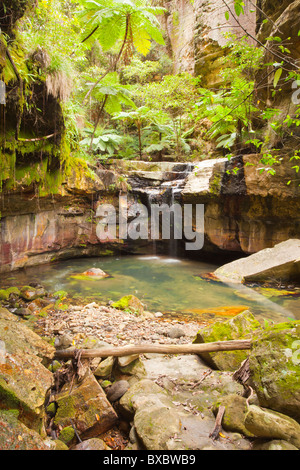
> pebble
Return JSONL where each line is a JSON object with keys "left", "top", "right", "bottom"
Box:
{"left": 38, "top": 303, "right": 207, "bottom": 349}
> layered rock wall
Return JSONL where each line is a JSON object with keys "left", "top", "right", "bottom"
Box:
{"left": 163, "top": 0, "right": 256, "bottom": 85}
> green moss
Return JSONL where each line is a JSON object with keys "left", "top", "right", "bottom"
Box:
{"left": 0, "top": 287, "right": 20, "bottom": 300}
{"left": 0, "top": 290, "right": 10, "bottom": 301}
{"left": 54, "top": 396, "right": 76, "bottom": 423}
{"left": 53, "top": 290, "right": 68, "bottom": 300}
{"left": 210, "top": 172, "right": 222, "bottom": 195}
{"left": 46, "top": 402, "right": 57, "bottom": 416}
{"left": 112, "top": 295, "right": 133, "bottom": 310}
{"left": 58, "top": 426, "right": 75, "bottom": 445}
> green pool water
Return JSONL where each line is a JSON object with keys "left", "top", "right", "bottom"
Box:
{"left": 2, "top": 255, "right": 299, "bottom": 322}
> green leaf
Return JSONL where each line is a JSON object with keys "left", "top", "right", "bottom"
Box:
{"left": 225, "top": 11, "right": 230, "bottom": 21}
{"left": 273, "top": 67, "right": 282, "bottom": 88}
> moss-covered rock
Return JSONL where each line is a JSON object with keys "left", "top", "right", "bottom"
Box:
{"left": 58, "top": 426, "right": 75, "bottom": 445}
{"left": 249, "top": 321, "right": 300, "bottom": 421}
{"left": 193, "top": 310, "right": 261, "bottom": 370}
{"left": 19, "top": 285, "right": 47, "bottom": 301}
{"left": 112, "top": 295, "right": 144, "bottom": 315}
{"left": 0, "top": 307, "right": 54, "bottom": 432}
{"left": 213, "top": 394, "right": 254, "bottom": 437}
{"left": 0, "top": 287, "right": 20, "bottom": 301}
{"left": 54, "top": 371, "right": 118, "bottom": 439}
{"left": 0, "top": 410, "right": 49, "bottom": 450}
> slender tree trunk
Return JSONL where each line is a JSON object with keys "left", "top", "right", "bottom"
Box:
{"left": 83, "top": 14, "right": 131, "bottom": 104}
{"left": 89, "top": 95, "right": 108, "bottom": 152}
{"left": 137, "top": 120, "right": 142, "bottom": 159}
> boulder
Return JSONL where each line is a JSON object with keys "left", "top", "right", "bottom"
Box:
{"left": 0, "top": 308, "right": 55, "bottom": 431}
{"left": 249, "top": 321, "right": 300, "bottom": 420}
{"left": 0, "top": 410, "right": 50, "bottom": 450}
{"left": 245, "top": 405, "right": 300, "bottom": 449}
{"left": 214, "top": 239, "right": 300, "bottom": 283}
{"left": 94, "top": 356, "right": 114, "bottom": 378}
{"left": 193, "top": 311, "right": 261, "bottom": 370}
{"left": 133, "top": 402, "right": 182, "bottom": 450}
{"left": 53, "top": 370, "right": 118, "bottom": 440}
{"left": 19, "top": 285, "right": 47, "bottom": 301}
{"left": 252, "top": 439, "right": 299, "bottom": 451}
{"left": 82, "top": 268, "right": 108, "bottom": 278}
{"left": 119, "top": 379, "right": 171, "bottom": 421}
{"left": 213, "top": 394, "right": 254, "bottom": 437}
{"left": 112, "top": 295, "right": 144, "bottom": 315}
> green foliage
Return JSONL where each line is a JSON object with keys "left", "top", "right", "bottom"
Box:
{"left": 122, "top": 56, "right": 161, "bottom": 84}
{"left": 92, "top": 72, "right": 135, "bottom": 114}
{"left": 80, "top": 127, "right": 125, "bottom": 157}
{"left": 78, "top": 0, "right": 165, "bottom": 57}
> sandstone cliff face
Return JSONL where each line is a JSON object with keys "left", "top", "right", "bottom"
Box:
{"left": 163, "top": 0, "right": 256, "bottom": 85}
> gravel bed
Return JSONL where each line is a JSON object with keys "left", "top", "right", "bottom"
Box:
{"left": 37, "top": 301, "right": 208, "bottom": 348}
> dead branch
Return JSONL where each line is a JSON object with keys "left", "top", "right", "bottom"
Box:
{"left": 54, "top": 339, "right": 251, "bottom": 360}
{"left": 17, "top": 133, "right": 57, "bottom": 142}
{"left": 209, "top": 406, "right": 226, "bottom": 441}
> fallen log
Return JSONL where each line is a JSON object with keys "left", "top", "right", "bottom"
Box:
{"left": 54, "top": 339, "right": 251, "bottom": 360}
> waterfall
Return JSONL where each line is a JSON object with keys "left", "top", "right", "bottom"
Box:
{"left": 127, "top": 162, "right": 194, "bottom": 256}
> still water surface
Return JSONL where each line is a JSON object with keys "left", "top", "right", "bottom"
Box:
{"left": 2, "top": 255, "right": 299, "bottom": 322}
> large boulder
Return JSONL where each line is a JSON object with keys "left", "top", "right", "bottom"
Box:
{"left": 0, "top": 308, "right": 55, "bottom": 432}
{"left": 214, "top": 239, "right": 300, "bottom": 283}
{"left": 245, "top": 405, "right": 300, "bottom": 449}
{"left": 249, "top": 321, "right": 300, "bottom": 421}
{"left": 193, "top": 311, "right": 261, "bottom": 370}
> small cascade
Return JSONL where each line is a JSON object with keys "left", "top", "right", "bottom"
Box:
{"left": 127, "top": 162, "right": 195, "bottom": 256}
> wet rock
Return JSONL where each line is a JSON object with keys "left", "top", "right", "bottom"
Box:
{"left": 82, "top": 268, "right": 108, "bottom": 278}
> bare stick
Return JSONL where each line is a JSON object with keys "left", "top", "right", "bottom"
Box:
{"left": 210, "top": 406, "right": 226, "bottom": 440}
{"left": 17, "top": 133, "right": 57, "bottom": 142}
{"left": 55, "top": 339, "right": 251, "bottom": 360}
